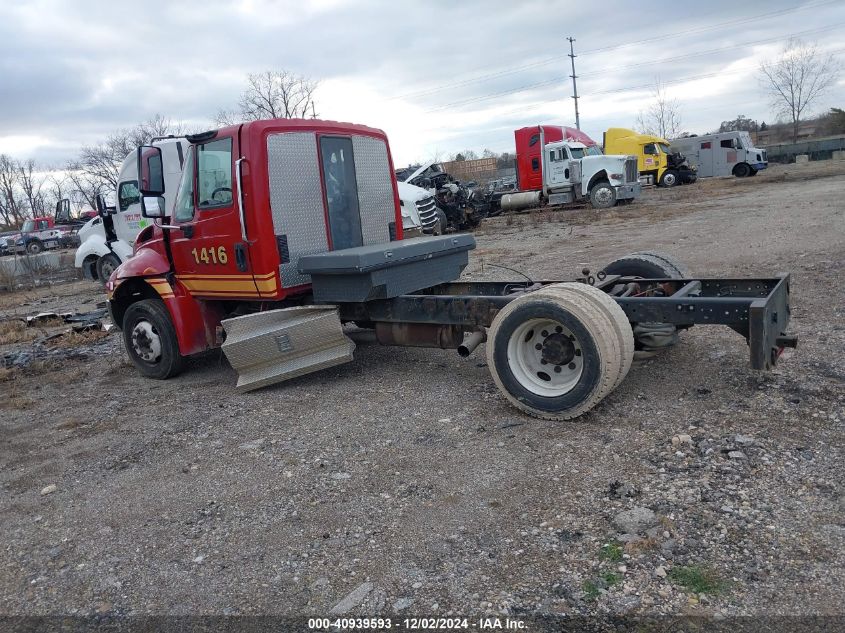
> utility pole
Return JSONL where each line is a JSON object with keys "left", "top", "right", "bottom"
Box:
{"left": 567, "top": 36, "right": 581, "bottom": 130}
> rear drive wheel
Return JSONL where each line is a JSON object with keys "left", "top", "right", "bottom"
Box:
{"left": 659, "top": 170, "right": 679, "bottom": 187}
{"left": 95, "top": 253, "right": 121, "bottom": 285}
{"left": 589, "top": 181, "right": 617, "bottom": 209}
{"left": 733, "top": 163, "right": 751, "bottom": 178}
{"left": 122, "top": 299, "right": 184, "bottom": 379}
{"left": 487, "top": 283, "right": 633, "bottom": 420}
{"left": 601, "top": 252, "right": 692, "bottom": 351}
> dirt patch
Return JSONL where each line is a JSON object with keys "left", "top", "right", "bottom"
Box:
{"left": 0, "top": 158, "right": 843, "bottom": 622}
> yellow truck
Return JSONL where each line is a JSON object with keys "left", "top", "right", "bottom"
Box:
{"left": 603, "top": 128, "right": 696, "bottom": 187}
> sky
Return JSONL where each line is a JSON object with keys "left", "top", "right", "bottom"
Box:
{"left": 0, "top": 0, "right": 844, "bottom": 169}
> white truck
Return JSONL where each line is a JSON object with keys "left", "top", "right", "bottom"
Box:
{"left": 503, "top": 128, "right": 642, "bottom": 213}
{"left": 670, "top": 131, "right": 768, "bottom": 178}
{"left": 76, "top": 137, "right": 188, "bottom": 282}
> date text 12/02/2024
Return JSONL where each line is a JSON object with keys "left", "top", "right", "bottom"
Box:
{"left": 307, "top": 617, "right": 528, "bottom": 630}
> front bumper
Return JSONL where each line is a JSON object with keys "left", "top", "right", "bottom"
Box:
{"left": 753, "top": 162, "right": 768, "bottom": 171}
{"left": 614, "top": 182, "right": 642, "bottom": 200}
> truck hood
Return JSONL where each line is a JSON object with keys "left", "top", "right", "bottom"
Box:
{"left": 77, "top": 217, "right": 103, "bottom": 241}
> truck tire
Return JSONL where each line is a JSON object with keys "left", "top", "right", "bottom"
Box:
{"left": 749, "top": 168, "right": 758, "bottom": 176}
{"left": 539, "top": 283, "right": 635, "bottom": 391}
{"left": 600, "top": 252, "right": 692, "bottom": 350}
{"left": 26, "top": 240, "right": 44, "bottom": 255}
{"left": 95, "top": 253, "right": 121, "bottom": 284}
{"left": 589, "top": 181, "right": 617, "bottom": 209}
{"left": 659, "top": 170, "right": 679, "bottom": 187}
{"left": 486, "top": 283, "right": 633, "bottom": 420}
{"left": 608, "top": 250, "right": 692, "bottom": 278}
{"left": 733, "top": 163, "right": 751, "bottom": 178}
{"left": 122, "top": 299, "right": 184, "bottom": 380}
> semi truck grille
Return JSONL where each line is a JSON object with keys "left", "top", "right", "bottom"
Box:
{"left": 625, "top": 157, "right": 638, "bottom": 183}
{"left": 415, "top": 196, "right": 439, "bottom": 229}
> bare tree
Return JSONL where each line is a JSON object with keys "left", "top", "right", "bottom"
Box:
{"left": 64, "top": 163, "right": 109, "bottom": 211}
{"left": 215, "top": 70, "right": 319, "bottom": 125}
{"left": 759, "top": 39, "right": 840, "bottom": 143}
{"left": 451, "top": 149, "right": 478, "bottom": 161}
{"left": 717, "top": 114, "right": 758, "bottom": 134}
{"left": 0, "top": 155, "right": 28, "bottom": 227}
{"left": 635, "top": 81, "right": 684, "bottom": 139}
{"left": 16, "top": 159, "right": 47, "bottom": 217}
{"left": 75, "top": 114, "right": 183, "bottom": 194}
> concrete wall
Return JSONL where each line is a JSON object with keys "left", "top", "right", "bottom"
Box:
{"left": 0, "top": 251, "right": 78, "bottom": 290}
{"left": 764, "top": 135, "right": 845, "bottom": 163}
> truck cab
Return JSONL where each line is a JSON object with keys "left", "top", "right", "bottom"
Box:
{"left": 603, "top": 128, "right": 696, "bottom": 187}
{"left": 510, "top": 126, "right": 640, "bottom": 210}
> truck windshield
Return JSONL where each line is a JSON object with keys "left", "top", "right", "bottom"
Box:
{"left": 173, "top": 147, "right": 195, "bottom": 222}
{"left": 658, "top": 143, "right": 671, "bottom": 154}
{"left": 22, "top": 220, "right": 35, "bottom": 232}
{"left": 569, "top": 147, "right": 586, "bottom": 159}
{"left": 586, "top": 146, "right": 603, "bottom": 156}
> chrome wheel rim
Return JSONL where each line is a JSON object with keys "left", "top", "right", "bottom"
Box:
{"left": 131, "top": 320, "right": 162, "bottom": 363}
{"left": 594, "top": 187, "right": 614, "bottom": 205}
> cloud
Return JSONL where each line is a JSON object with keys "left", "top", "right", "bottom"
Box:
{"left": 0, "top": 0, "right": 843, "bottom": 167}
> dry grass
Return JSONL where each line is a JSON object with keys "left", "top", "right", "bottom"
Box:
{"left": 0, "top": 319, "right": 39, "bottom": 344}
{"left": 45, "top": 328, "right": 111, "bottom": 349}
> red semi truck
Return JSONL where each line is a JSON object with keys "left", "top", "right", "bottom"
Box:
{"left": 499, "top": 125, "right": 640, "bottom": 212}
{"left": 106, "top": 118, "right": 796, "bottom": 421}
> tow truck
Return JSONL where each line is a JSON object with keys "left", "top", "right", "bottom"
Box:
{"left": 5, "top": 201, "right": 90, "bottom": 255}
{"left": 107, "top": 118, "right": 796, "bottom": 421}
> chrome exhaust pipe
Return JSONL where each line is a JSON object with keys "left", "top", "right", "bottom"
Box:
{"left": 457, "top": 329, "right": 487, "bottom": 357}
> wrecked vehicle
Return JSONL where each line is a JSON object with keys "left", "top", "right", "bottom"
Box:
{"left": 397, "top": 162, "right": 488, "bottom": 231}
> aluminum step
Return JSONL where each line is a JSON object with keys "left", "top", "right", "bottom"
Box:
{"left": 221, "top": 306, "right": 355, "bottom": 392}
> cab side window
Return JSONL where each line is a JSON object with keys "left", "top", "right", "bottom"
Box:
{"left": 720, "top": 139, "right": 734, "bottom": 149}
{"left": 643, "top": 144, "right": 657, "bottom": 155}
{"left": 118, "top": 180, "right": 140, "bottom": 211}
{"left": 197, "top": 138, "right": 233, "bottom": 208}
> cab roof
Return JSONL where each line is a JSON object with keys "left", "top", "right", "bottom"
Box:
{"left": 190, "top": 118, "right": 390, "bottom": 144}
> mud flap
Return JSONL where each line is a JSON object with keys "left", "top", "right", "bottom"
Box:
{"left": 221, "top": 306, "right": 355, "bottom": 392}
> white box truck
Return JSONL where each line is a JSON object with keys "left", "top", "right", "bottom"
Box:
{"left": 670, "top": 131, "right": 767, "bottom": 178}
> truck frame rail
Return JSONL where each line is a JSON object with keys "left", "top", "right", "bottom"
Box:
{"left": 337, "top": 273, "right": 795, "bottom": 370}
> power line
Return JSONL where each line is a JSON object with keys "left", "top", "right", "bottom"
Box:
{"left": 390, "top": 0, "right": 841, "bottom": 102}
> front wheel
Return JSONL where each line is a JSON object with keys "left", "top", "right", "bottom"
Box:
{"left": 659, "top": 170, "right": 679, "bottom": 187}
{"left": 122, "top": 299, "right": 184, "bottom": 379}
{"left": 733, "top": 163, "right": 751, "bottom": 178}
{"left": 95, "top": 253, "right": 121, "bottom": 285}
{"left": 487, "top": 283, "right": 633, "bottom": 420}
{"left": 589, "top": 181, "right": 617, "bottom": 209}
{"left": 749, "top": 168, "right": 758, "bottom": 176}
{"left": 26, "top": 240, "right": 44, "bottom": 255}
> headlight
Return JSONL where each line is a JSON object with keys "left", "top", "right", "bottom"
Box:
{"left": 610, "top": 173, "right": 623, "bottom": 181}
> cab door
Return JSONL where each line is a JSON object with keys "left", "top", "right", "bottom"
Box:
{"left": 546, "top": 147, "right": 570, "bottom": 187}
{"left": 168, "top": 133, "right": 264, "bottom": 299}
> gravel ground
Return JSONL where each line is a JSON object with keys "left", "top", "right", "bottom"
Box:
{"left": 1, "top": 161, "right": 843, "bottom": 628}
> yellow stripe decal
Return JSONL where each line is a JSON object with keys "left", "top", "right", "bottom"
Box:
{"left": 177, "top": 272, "right": 276, "bottom": 280}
